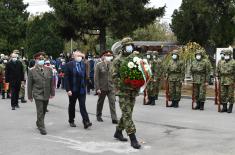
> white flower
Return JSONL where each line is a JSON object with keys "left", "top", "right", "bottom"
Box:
{"left": 133, "top": 57, "right": 140, "bottom": 63}
{"left": 128, "top": 62, "right": 135, "bottom": 69}
{"left": 143, "top": 59, "right": 148, "bottom": 64}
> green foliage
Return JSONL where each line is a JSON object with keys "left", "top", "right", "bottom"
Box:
{"left": 132, "top": 21, "right": 176, "bottom": 41}
{"left": 26, "top": 13, "right": 64, "bottom": 58}
{"left": 48, "top": 0, "right": 165, "bottom": 51}
{"left": 171, "top": 0, "right": 235, "bottom": 53}
{"left": 0, "top": 0, "right": 29, "bottom": 53}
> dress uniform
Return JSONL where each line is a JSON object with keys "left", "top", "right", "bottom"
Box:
{"left": 27, "top": 52, "right": 55, "bottom": 135}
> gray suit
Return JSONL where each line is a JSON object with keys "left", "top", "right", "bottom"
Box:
{"left": 27, "top": 65, "right": 55, "bottom": 130}
{"left": 94, "top": 61, "right": 117, "bottom": 121}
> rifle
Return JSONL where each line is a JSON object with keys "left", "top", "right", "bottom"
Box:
{"left": 192, "top": 83, "right": 195, "bottom": 109}
{"left": 165, "top": 78, "right": 169, "bottom": 107}
{"left": 218, "top": 78, "right": 221, "bottom": 112}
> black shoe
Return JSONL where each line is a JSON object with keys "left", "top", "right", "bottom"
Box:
{"left": 129, "top": 133, "right": 141, "bottom": 149}
{"left": 114, "top": 128, "right": 128, "bottom": 142}
{"left": 200, "top": 102, "right": 204, "bottom": 110}
{"left": 150, "top": 97, "right": 156, "bottom": 106}
{"left": 97, "top": 117, "right": 104, "bottom": 122}
{"left": 84, "top": 121, "right": 92, "bottom": 129}
{"left": 69, "top": 123, "right": 76, "bottom": 127}
{"left": 12, "top": 107, "right": 15, "bottom": 110}
{"left": 21, "top": 98, "right": 27, "bottom": 103}
{"left": 2, "top": 93, "right": 5, "bottom": 99}
{"left": 7, "top": 94, "right": 10, "bottom": 99}
{"left": 112, "top": 120, "right": 118, "bottom": 124}
{"left": 227, "top": 104, "right": 233, "bottom": 113}
{"left": 174, "top": 101, "right": 179, "bottom": 108}
{"left": 39, "top": 129, "right": 47, "bottom": 135}
{"left": 221, "top": 104, "right": 227, "bottom": 112}
{"left": 15, "top": 105, "right": 20, "bottom": 108}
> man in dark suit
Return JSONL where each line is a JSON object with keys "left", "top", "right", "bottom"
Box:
{"left": 64, "top": 51, "right": 92, "bottom": 129}
{"left": 27, "top": 52, "right": 55, "bottom": 135}
{"left": 5, "top": 50, "right": 25, "bottom": 110}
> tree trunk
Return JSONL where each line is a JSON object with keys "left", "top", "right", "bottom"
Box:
{"left": 99, "top": 26, "right": 106, "bottom": 53}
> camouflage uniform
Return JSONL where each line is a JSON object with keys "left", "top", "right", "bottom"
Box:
{"left": 112, "top": 37, "right": 141, "bottom": 149}
{"left": 145, "top": 51, "right": 162, "bottom": 105}
{"left": 19, "top": 58, "right": 27, "bottom": 103}
{"left": 166, "top": 50, "right": 185, "bottom": 107}
{"left": 217, "top": 50, "right": 235, "bottom": 113}
{"left": 191, "top": 50, "right": 211, "bottom": 110}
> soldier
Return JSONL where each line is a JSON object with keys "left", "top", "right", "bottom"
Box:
{"left": 0, "top": 59, "right": 4, "bottom": 96}
{"left": 191, "top": 50, "right": 211, "bottom": 110}
{"left": 166, "top": 50, "right": 185, "bottom": 108}
{"left": 18, "top": 56, "right": 27, "bottom": 103}
{"left": 217, "top": 50, "right": 235, "bottom": 113}
{"left": 27, "top": 52, "right": 55, "bottom": 135}
{"left": 112, "top": 37, "right": 141, "bottom": 149}
{"left": 95, "top": 50, "right": 118, "bottom": 123}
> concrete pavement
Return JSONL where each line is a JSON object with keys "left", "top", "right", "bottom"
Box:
{"left": 0, "top": 89, "right": 235, "bottom": 155}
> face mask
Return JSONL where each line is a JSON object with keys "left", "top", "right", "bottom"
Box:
{"left": 105, "top": 56, "right": 113, "bottom": 62}
{"left": 172, "top": 54, "right": 177, "bottom": 60}
{"left": 125, "top": 45, "right": 133, "bottom": 53}
{"left": 147, "top": 55, "right": 151, "bottom": 59}
{"left": 38, "top": 60, "right": 45, "bottom": 66}
{"left": 196, "top": 55, "right": 201, "bottom": 60}
{"left": 3, "top": 60, "right": 7, "bottom": 63}
{"left": 12, "top": 57, "right": 17, "bottom": 62}
{"left": 75, "top": 57, "right": 82, "bottom": 62}
{"left": 62, "top": 62, "right": 66, "bottom": 65}
{"left": 153, "top": 55, "right": 156, "bottom": 59}
{"left": 224, "top": 55, "right": 230, "bottom": 60}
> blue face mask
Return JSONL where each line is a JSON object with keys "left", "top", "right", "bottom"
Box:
{"left": 38, "top": 60, "right": 45, "bottom": 66}
{"left": 125, "top": 45, "right": 133, "bottom": 53}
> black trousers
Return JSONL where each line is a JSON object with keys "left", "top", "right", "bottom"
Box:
{"left": 68, "top": 92, "right": 90, "bottom": 123}
{"left": 10, "top": 83, "right": 21, "bottom": 107}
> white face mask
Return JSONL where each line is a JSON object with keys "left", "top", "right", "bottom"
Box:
{"left": 3, "top": 60, "right": 7, "bottom": 63}
{"left": 225, "top": 55, "right": 230, "bottom": 60}
{"left": 147, "top": 55, "right": 151, "bottom": 59}
{"left": 172, "top": 54, "right": 177, "bottom": 60}
{"left": 12, "top": 57, "right": 17, "bottom": 62}
{"left": 105, "top": 56, "right": 113, "bottom": 62}
{"left": 153, "top": 55, "right": 156, "bottom": 59}
{"left": 125, "top": 45, "right": 133, "bottom": 53}
{"left": 75, "top": 57, "right": 82, "bottom": 62}
{"left": 196, "top": 55, "right": 201, "bottom": 60}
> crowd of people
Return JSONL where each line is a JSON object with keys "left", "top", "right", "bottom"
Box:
{"left": 0, "top": 37, "right": 234, "bottom": 150}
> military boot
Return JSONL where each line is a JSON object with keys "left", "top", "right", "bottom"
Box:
{"left": 150, "top": 97, "right": 156, "bottom": 106}
{"left": 2, "top": 91, "right": 5, "bottom": 99}
{"left": 200, "top": 102, "right": 204, "bottom": 110}
{"left": 21, "top": 97, "right": 27, "bottom": 103}
{"left": 221, "top": 104, "right": 227, "bottom": 112}
{"left": 174, "top": 101, "right": 179, "bottom": 108}
{"left": 227, "top": 104, "right": 233, "bottom": 113}
{"left": 114, "top": 127, "right": 128, "bottom": 142}
{"left": 129, "top": 133, "right": 141, "bottom": 149}
{"left": 194, "top": 101, "right": 200, "bottom": 110}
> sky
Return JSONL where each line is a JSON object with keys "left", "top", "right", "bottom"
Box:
{"left": 23, "top": 0, "right": 182, "bottom": 23}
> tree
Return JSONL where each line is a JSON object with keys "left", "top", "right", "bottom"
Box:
{"left": 171, "top": 0, "right": 235, "bottom": 55}
{"left": 132, "top": 21, "right": 176, "bottom": 41}
{"left": 0, "top": 0, "right": 29, "bottom": 54}
{"left": 48, "top": 0, "right": 165, "bottom": 53}
{"left": 26, "top": 13, "right": 64, "bottom": 58}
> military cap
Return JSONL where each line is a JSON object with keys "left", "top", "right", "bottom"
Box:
{"left": 195, "top": 49, "right": 204, "bottom": 55}
{"left": 224, "top": 49, "right": 233, "bottom": 55}
{"left": 34, "top": 52, "right": 46, "bottom": 59}
{"left": 100, "top": 50, "right": 113, "bottom": 57}
{"left": 121, "top": 37, "right": 134, "bottom": 46}
{"left": 12, "top": 49, "right": 20, "bottom": 54}
{"left": 172, "top": 49, "right": 179, "bottom": 55}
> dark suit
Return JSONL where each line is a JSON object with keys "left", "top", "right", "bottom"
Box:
{"left": 27, "top": 65, "right": 55, "bottom": 130}
{"left": 5, "top": 60, "right": 24, "bottom": 108}
{"left": 64, "top": 60, "right": 91, "bottom": 125}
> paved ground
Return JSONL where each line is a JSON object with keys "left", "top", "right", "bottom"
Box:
{"left": 0, "top": 89, "right": 235, "bottom": 155}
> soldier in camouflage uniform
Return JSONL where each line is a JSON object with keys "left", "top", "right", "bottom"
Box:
{"left": 112, "top": 37, "right": 141, "bottom": 149}
{"left": 166, "top": 50, "right": 185, "bottom": 108}
{"left": 217, "top": 50, "right": 235, "bottom": 113}
{"left": 191, "top": 50, "right": 211, "bottom": 110}
{"left": 145, "top": 51, "right": 163, "bottom": 105}
{"left": 19, "top": 57, "right": 27, "bottom": 103}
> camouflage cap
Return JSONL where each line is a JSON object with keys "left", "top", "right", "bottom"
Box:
{"left": 224, "top": 49, "right": 233, "bottom": 55}
{"left": 12, "top": 49, "right": 20, "bottom": 54}
{"left": 195, "top": 49, "right": 204, "bottom": 55}
{"left": 146, "top": 50, "right": 152, "bottom": 54}
{"left": 121, "top": 37, "right": 134, "bottom": 46}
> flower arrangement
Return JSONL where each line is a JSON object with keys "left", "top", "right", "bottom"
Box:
{"left": 120, "top": 55, "right": 152, "bottom": 89}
